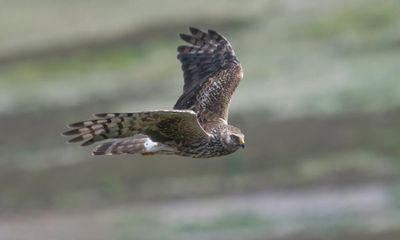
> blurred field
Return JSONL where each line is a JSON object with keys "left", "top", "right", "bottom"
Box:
{"left": 1, "top": 0, "right": 400, "bottom": 239}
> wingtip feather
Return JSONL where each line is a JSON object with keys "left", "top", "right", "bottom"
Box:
{"left": 94, "top": 113, "right": 108, "bottom": 118}
{"left": 68, "top": 121, "right": 86, "bottom": 128}
{"left": 189, "top": 26, "right": 200, "bottom": 34}
{"left": 81, "top": 139, "right": 95, "bottom": 146}
{"left": 179, "top": 33, "right": 192, "bottom": 43}
{"left": 67, "top": 136, "right": 84, "bottom": 143}
{"left": 94, "top": 113, "right": 117, "bottom": 118}
{"left": 62, "top": 128, "right": 80, "bottom": 136}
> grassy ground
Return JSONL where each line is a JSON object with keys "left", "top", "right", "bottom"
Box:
{"left": 1, "top": 184, "right": 399, "bottom": 240}
{"left": 1, "top": 0, "right": 400, "bottom": 239}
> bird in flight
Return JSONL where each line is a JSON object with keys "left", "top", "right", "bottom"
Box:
{"left": 63, "top": 27, "right": 245, "bottom": 158}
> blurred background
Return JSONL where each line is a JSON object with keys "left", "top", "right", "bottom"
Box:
{"left": 1, "top": 0, "right": 400, "bottom": 239}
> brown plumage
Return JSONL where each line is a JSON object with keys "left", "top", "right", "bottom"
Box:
{"left": 175, "top": 27, "right": 242, "bottom": 122}
{"left": 63, "top": 27, "right": 245, "bottom": 158}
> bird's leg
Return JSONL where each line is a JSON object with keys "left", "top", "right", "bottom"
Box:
{"left": 141, "top": 152, "right": 157, "bottom": 156}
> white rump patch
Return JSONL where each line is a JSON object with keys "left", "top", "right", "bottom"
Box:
{"left": 239, "top": 69, "right": 244, "bottom": 79}
{"left": 144, "top": 138, "right": 158, "bottom": 151}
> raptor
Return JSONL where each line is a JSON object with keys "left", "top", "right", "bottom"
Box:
{"left": 63, "top": 27, "right": 245, "bottom": 158}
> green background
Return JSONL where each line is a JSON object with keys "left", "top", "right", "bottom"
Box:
{"left": 1, "top": 0, "right": 400, "bottom": 239}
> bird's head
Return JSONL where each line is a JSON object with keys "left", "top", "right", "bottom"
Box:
{"left": 223, "top": 126, "right": 245, "bottom": 151}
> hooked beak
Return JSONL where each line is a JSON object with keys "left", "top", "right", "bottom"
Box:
{"left": 239, "top": 138, "right": 245, "bottom": 149}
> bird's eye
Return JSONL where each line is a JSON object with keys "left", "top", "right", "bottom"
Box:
{"left": 230, "top": 135, "right": 239, "bottom": 142}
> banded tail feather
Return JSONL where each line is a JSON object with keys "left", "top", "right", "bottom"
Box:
{"left": 91, "top": 135, "right": 174, "bottom": 156}
{"left": 92, "top": 136, "right": 147, "bottom": 155}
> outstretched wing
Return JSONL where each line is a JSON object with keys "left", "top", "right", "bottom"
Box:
{"left": 63, "top": 110, "right": 210, "bottom": 146}
{"left": 174, "top": 27, "right": 243, "bottom": 122}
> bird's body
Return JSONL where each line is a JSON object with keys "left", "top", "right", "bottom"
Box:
{"left": 63, "top": 27, "right": 245, "bottom": 158}
{"left": 175, "top": 121, "right": 242, "bottom": 158}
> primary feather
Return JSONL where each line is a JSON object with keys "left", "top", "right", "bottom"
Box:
{"left": 175, "top": 27, "right": 243, "bottom": 122}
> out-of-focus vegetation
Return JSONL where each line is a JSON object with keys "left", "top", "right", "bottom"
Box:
{"left": 1, "top": 0, "right": 400, "bottom": 239}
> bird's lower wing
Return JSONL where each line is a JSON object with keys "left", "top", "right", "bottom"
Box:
{"left": 62, "top": 110, "right": 210, "bottom": 146}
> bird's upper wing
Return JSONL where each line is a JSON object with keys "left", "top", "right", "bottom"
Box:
{"left": 174, "top": 27, "right": 243, "bottom": 122}
{"left": 63, "top": 110, "right": 210, "bottom": 146}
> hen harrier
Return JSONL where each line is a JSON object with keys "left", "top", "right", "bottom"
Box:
{"left": 63, "top": 27, "right": 245, "bottom": 158}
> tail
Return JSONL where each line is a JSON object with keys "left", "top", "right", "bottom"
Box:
{"left": 92, "top": 135, "right": 147, "bottom": 155}
{"left": 92, "top": 135, "right": 175, "bottom": 156}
